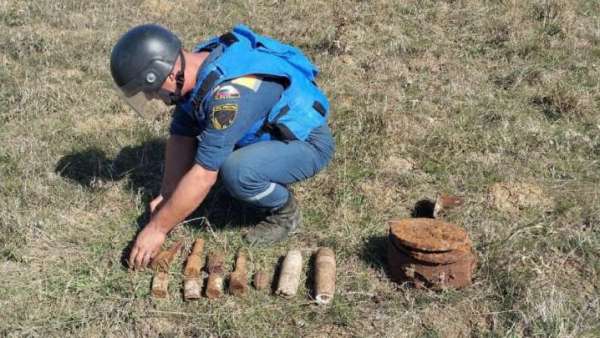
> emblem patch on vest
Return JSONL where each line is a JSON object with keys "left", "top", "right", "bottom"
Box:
{"left": 213, "top": 85, "right": 240, "bottom": 100}
{"left": 211, "top": 103, "right": 238, "bottom": 130}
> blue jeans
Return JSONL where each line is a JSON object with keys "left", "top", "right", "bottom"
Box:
{"left": 220, "top": 124, "right": 334, "bottom": 209}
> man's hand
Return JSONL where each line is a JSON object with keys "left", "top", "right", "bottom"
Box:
{"left": 128, "top": 224, "right": 167, "bottom": 270}
{"left": 129, "top": 164, "right": 217, "bottom": 271}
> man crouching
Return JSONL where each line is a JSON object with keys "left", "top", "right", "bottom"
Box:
{"left": 110, "top": 24, "right": 334, "bottom": 269}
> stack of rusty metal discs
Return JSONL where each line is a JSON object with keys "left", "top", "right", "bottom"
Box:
{"left": 387, "top": 218, "right": 477, "bottom": 289}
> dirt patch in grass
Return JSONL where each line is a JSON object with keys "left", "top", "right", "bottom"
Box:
{"left": 379, "top": 156, "right": 415, "bottom": 177}
{"left": 488, "top": 182, "right": 554, "bottom": 214}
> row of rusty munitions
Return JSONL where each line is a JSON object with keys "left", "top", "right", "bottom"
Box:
{"left": 150, "top": 239, "right": 336, "bottom": 304}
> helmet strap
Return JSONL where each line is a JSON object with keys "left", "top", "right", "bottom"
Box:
{"left": 168, "top": 50, "right": 186, "bottom": 104}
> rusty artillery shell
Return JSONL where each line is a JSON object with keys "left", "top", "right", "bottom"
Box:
{"left": 205, "top": 251, "right": 225, "bottom": 299}
{"left": 183, "top": 238, "right": 205, "bottom": 300}
{"left": 151, "top": 240, "right": 183, "bottom": 273}
{"left": 151, "top": 272, "right": 169, "bottom": 298}
{"left": 314, "top": 247, "right": 336, "bottom": 305}
{"left": 183, "top": 278, "right": 201, "bottom": 300}
{"left": 184, "top": 238, "right": 205, "bottom": 277}
{"left": 228, "top": 252, "right": 248, "bottom": 297}
{"left": 276, "top": 249, "right": 303, "bottom": 299}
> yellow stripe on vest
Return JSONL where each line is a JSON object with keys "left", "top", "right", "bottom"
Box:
{"left": 231, "top": 76, "right": 262, "bottom": 92}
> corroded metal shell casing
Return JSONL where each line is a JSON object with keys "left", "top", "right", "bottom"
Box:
{"left": 205, "top": 251, "right": 225, "bottom": 299}
{"left": 151, "top": 272, "right": 169, "bottom": 298}
{"left": 276, "top": 250, "right": 303, "bottom": 298}
{"left": 183, "top": 238, "right": 205, "bottom": 300}
{"left": 314, "top": 247, "right": 336, "bottom": 305}
{"left": 229, "top": 252, "right": 249, "bottom": 297}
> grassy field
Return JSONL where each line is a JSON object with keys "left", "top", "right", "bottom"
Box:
{"left": 1, "top": 0, "right": 600, "bottom": 336}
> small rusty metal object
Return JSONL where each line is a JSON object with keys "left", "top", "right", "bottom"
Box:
{"left": 433, "top": 194, "right": 464, "bottom": 218}
{"left": 253, "top": 270, "right": 270, "bottom": 290}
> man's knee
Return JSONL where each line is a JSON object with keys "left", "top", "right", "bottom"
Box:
{"left": 220, "top": 154, "right": 260, "bottom": 199}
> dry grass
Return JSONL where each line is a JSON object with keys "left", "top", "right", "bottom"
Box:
{"left": 1, "top": 0, "right": 600, "bottom": 336}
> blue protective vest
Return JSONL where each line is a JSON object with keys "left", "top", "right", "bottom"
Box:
{"left": 177, "top": 25, "right": 329, "bottom": 147}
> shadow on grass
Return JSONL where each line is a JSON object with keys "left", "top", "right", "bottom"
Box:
{"left": 192, "top": 182, "right": 265, "bottom": 230}
{"left": 55, "top": 138, "right": 265, "bottom": 268}
{"left": 360, "top": 202, "right": 471, "bottom": 291}
{"left": 359, "top": 235, "right": 390, "bottom": 275}
{"left": 305, "top": 252, "right": 317, "bottom": 300}
{"left": 359, "top": 199, "right": 436, "bottom": 281}
{"left": 270, "top": 256, "right": 285, "bottom": 294}
{"left": 55, "top": 138, "right": 165, "bottom": 203}
{"left": 55, "top": 138, "right": 263, "bottom": 228}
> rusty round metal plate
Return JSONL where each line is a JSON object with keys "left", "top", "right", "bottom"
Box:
{"left": 388, "top": 218, "right": 469, "bottom": 252}
{"left": 388, "top": 234, "right": 472, "bottom": 264}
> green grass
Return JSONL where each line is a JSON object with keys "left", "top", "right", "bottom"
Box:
{"left": 1, "top": 0, "right": 600, "bottom": 336}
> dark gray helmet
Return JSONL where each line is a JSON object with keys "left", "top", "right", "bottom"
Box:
{"left": 110, "top": 24, "right": 181, "bottom": 97}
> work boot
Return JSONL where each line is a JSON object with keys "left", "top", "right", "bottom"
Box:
{"left": 244, "top": 194, "right": 302, "bottom": 245}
